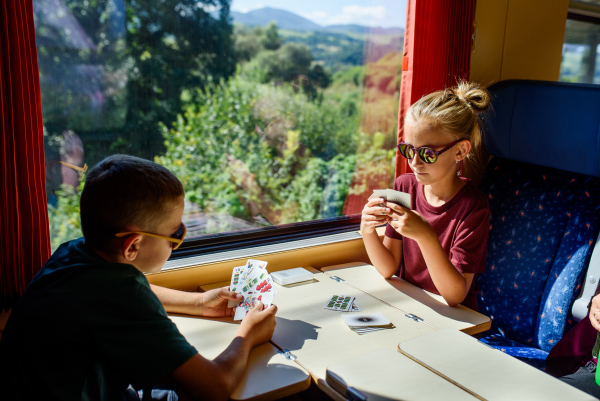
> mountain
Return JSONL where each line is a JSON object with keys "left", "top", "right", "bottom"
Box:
{"left": 228, "top": 7, "right": 403, "bottom": 35}
{"left": 230, "top": 7, "right": 321, "bottom": 31}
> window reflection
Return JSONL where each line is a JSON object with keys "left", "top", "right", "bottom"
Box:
{"left": 36, "top": 0, "right": 405, "bottom": 250}
{"left": 560, "top": 18, "right": 600, "bottom": 84}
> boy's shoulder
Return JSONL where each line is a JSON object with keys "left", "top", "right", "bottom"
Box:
{"left": 30, "top": 238, "right": 145, "bottom": 295}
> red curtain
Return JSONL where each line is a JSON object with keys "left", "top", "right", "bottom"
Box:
{"left": 396, "top": 0, "right": 476, "bottom": 177}
{"left": 1, "top": 0, "right": 51, "bottom": 311}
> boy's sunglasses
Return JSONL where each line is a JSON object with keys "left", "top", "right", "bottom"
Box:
{"left": 115, "top": 223, "right": 187, "bottom": 250}
{"left": 397, "top": 139, "right": 465, "bottom": 164}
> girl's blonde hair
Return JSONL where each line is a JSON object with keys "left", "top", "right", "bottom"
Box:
{"left": 405, "top": 81, "right": 491, "bottom": 155}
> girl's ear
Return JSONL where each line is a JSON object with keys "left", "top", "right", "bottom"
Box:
{"left": 455, "top": 140, "right": 472, "bottom": 162}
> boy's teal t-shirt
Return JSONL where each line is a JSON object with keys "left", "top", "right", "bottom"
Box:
{"left": 0, "top": 238, "right": 197, "bottom": 401}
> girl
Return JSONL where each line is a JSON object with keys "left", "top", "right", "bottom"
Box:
{"left": 361, "top": 81, "right": 491, "bottom": 310}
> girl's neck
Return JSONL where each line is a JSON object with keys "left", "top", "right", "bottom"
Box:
{"left": 423, "top": 176, "right": 465, "bottom": 207}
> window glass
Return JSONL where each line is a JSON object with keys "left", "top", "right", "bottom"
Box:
{"left": 560, "top": 18, "right": 600, "bottom": 84}
{"left": 36, "top": 0, "right": 405, "bottom": 252}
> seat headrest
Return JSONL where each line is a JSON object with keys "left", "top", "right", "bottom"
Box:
{"left": 482, "top": 80, "right": 600, "bottom": 177}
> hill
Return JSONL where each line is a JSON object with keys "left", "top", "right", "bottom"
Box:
{"left": 230, "top": 7, "right": 321, "bottom": 31}
{"left": 229, "top": 7, "right": 403, "bottom": 36}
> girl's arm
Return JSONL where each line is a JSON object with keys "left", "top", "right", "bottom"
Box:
{"left": 360, "top": 197, "right": 401, "bottom": 279}
{"left": 413, "top": 229, "right": 474, "bottom": 307}
{"left": 387, "top": 202, "right": 473, "bottom": 307}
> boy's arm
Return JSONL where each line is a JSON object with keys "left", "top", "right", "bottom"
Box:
{"left": 170, "top": 303, "right": 277, "bottom": 401}
{"left": 151, "top": 284, "right": 242, "bottom": 317}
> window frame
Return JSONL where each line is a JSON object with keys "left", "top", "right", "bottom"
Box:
{"left": 170, "top": 214, "right": 363, "bottom": 260}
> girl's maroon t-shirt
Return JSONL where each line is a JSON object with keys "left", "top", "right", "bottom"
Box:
{"left": 384, "top": 174, "right": 490, "bottom": 311}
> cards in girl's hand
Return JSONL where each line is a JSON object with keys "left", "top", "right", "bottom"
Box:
{"left": 368, "top": 189, "right": 411, "bottom": 209}
{"left": 324, "top": 295, "right": 355, "bottom": 312}
{"left": 231, "top": 260, "right": 277, "bottom": 321}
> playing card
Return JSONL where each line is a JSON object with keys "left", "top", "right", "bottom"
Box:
{"left": 350, "top": 301, "right": 362, "bottom": 312}
{"left": 341, "top": 312, "right": 391, "bottom": 327}
{"left": 386, "top": 189, "right": 411, "bottom": 209}
{"left": 256, "top": 291, "right": 275, "bottom": 309}
{"left": 324, "top": 295, "right": 354, "bottom": 312}
{"left": 368, "top": 189, "right": 411, "bottom": 209}
{"left": 228, "top": 266, "right": 244, "bottom": 308}
{"left": 234, "top": 302, "right": 248, "bottom": 320}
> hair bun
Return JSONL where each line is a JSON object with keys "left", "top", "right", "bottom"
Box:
{"left": 454, "top": 81, "right": 491, "bottom": 113}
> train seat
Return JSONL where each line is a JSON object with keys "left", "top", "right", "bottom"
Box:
{"left": 476, "top": 80, "right": 600, "bottom": 370}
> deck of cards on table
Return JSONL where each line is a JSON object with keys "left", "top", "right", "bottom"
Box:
{"left": 341, "top": 312, "right": 395, "bottom": 335}
{"left": 230, "top": 259, "right": 277, "bottom": 321}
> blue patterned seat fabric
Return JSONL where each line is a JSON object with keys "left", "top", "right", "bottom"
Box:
{"left": 477, "top": 157, "right": 600, "bottom": 371}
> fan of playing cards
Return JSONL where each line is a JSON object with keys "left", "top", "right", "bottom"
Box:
{"left": 230, "top": 259, "right": 277, "bottom": 321}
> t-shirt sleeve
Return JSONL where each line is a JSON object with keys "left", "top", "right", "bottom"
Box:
{"left": 88, "top": 276, "right": 197, "bottom": 389}
{"left": 450, "top": 201, "right": 491, "bottom": 274}
{"left": 385, "top": 176, "right": 403, "bottom": 240}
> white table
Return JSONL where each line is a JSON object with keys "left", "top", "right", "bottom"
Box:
{"left": 398, "top": 329, "right": 596, "bottom": 401}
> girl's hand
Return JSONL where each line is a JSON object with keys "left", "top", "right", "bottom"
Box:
{"left": 589, "top": 294, "right": 600, "bottom": 332}
{"left": 386, "top": 202, "right": 435, "bottom": 242}
{"left": 360, "top": 198, "right": 391, "bottom": 235}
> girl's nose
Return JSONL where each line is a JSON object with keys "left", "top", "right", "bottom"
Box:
{"left": 409, "top": 155, "right": 423, "bottom": 169}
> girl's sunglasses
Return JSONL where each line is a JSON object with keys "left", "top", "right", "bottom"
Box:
{"left": 115, "top": 223, "right": 187, "bottom": 250}
{"left": 397, "top": 139, "right": 465, "bottom": 164}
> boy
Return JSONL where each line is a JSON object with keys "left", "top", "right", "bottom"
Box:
{"left": 0, "top": 155, "right": 277, "bottom": 400}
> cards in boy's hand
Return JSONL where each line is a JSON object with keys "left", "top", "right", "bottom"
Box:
{"left": 368, "top": 189, "right": 411, "bottom": 209}
{"left": 231, "top": 259, "right": 277, "bottom": 321}
{"left": 324, "top": 295, "right": 355, "bottom": 312}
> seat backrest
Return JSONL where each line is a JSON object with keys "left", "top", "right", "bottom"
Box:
{"left": 477, "top": 80, "right": 600, "bottom": 352}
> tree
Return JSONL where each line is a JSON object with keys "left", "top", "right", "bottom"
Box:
{"left": 261, "top": 22, "right": 283, "bottom": 51}
{"left": 122, "top": 0, "right": 236, "bottom": 159}
{"left": 34, "top": 0, "right": 237, "bottom": 164}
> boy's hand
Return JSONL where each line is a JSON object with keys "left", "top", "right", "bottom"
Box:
{"left": 590, "top": 294, "right": 600, "bottom": 332}
{"left": 199, "top": 286, "right": 243, "bottom": 318}
{"left": 360, "top": 197, "right": 391, "bottom": 235}
{"left": 386, "top": 202, "right": 435, "bottom": 242}
{"left": 236, "top": 302, "right": 278, "bottom": 348}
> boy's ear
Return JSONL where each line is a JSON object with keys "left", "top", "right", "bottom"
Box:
{"left": 456, "top": 140, "right": 472, "bottom": 161}
{"left": 122, "top": 234, "right": 142, "bottom": 261}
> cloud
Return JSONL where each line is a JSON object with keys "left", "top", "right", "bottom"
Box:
{"left": 327, "top": 5, "right": 387, "bottom": 25}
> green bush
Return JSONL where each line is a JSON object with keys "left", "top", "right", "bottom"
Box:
{"left": 156, "top": 72, "right": 370, "bottom": 231}
{"left": 48, "top": 179, "right": 83, "bottom": 252}
{"left": 47, "top": 72, "right": 394, "bottom": 242}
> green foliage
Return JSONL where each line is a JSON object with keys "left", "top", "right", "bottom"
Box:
{"left": 237, "top": 23, "right": 332, "bottom": 96}
{"left": 331, "top": 66, "right": 365, "bottom": 87}
{"left": 36, "top": 0, "right": 237, "bottom": 164}
{"left": 156, "top": 72, "right": 371, "bottom": 231}
{"left": 261, "top": 22, "right": 283, "bottom": 51}
{"left": 48, "top": 180, "right": 84, "bottom": 253}
{"left": 283, "top": 30, "right": 365, "bottom": 72}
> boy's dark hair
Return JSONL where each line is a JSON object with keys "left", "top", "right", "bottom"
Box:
{"left": 80, "top": 155, "right": 184, "bottom": 250}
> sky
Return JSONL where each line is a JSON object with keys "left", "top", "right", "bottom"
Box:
{"left": 229, "top": 0, "right": 407, "bottom": 28}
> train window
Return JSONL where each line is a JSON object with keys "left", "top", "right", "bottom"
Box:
{"left": 561, "top": 3, "right": 600, "bottom": 84}
{"left": 36, "top": 1, "right": 405, "bottom": 256}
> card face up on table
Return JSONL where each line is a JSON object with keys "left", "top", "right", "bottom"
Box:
{"left": 230, "top": 259, "right": 277, "bottom": 321}
{"left": 324, "top": 295, "right": 362, "bottom": 312}
{"left": 368, "top": 189, "right": 411, "bottom": 209}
